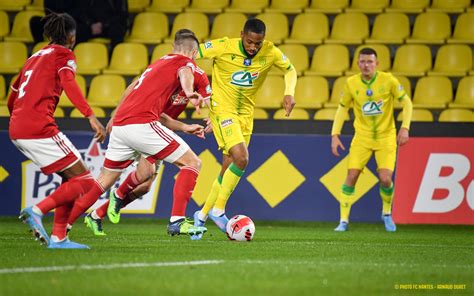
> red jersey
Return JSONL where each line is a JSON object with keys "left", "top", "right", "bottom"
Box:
{"left": 163, "top": 66, "right": 211, "bottom": 119}
{"left": 9, "top": 45, "right": 91, "bottom": 139}
{"left": 113, "top": 54, "right": 197, "bottom": 126}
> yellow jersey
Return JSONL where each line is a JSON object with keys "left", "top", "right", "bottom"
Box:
{"left": 198, "top": 37, "right": 293, "bottom": 115}
{"left": 340, "top": 71, "right": 407, "bottom": 139}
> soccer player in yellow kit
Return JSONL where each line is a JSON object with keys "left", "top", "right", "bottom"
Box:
{"left": 331, "top": 48, "right": 413, "bottom": 232}
{"left": 192, "top": 18, "right": 297, "bottom": 239}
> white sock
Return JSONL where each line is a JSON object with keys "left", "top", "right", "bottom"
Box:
{"left": 211, "top": 208, "right": 225, "bottom": 217}
{"left": 32, "top": 206, "right": 43, "bottom": 216}
{"left": 50, "top": 235, "right": 66, "bottom": 243}
{"left": 91, "top": 211, "right": 100, "bottom": 220}
{"left": 197, "top": 211, "right": 208, "bottom": 222}
{"left": 170, "top": 216, "right": 185, "bottom": 223}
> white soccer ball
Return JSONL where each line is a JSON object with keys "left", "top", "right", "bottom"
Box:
{"left": 226, "top": 215, "right": 255, "bottom": 241}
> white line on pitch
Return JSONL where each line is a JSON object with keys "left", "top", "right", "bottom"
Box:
{"left": 0, "top": 260, "right": 224, "bottom": 275}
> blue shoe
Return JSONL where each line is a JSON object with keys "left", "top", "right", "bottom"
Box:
{"left": 19, "top": 207, "right": 50, "bottom": 245}
{"left": 208, "top": 211, "right": 229, "bottom": 233}
{"left": 190, "top": 211, "right": 206, "bottom": 241}
{"left": 48, "top": 238, "right": 90, "bottom": 249}
{"left": 382, "top": 214, "right": 397, "bottom": 232}
{"left": 334, "top": 221, "right": 348, "bottom": 232}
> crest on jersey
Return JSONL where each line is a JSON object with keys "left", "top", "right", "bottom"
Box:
{"left": 362, "top": 99, "right": 383, "bottom": 116}
{"left": 171, "top": 92, "right": 189, "bottom": 105}
{"left": 230, "top": 71, "right": 259, "bottom": 87}
{"left": 204, "top": 41, "right": 213, "bottom": 49}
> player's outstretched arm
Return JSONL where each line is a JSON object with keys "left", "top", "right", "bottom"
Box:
{"left": 159, "top": 113, "right": 205, "bottom": 138}
{"left": 283, "top": 68, "right": 297, "bottom": 116}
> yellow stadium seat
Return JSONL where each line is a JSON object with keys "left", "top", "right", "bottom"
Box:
{"left": 32, "top": 41, "right": 48, "bottom": 53}
{"left": 285, "top": 13, "right": 328, "bottom": 45}
{"left": 128, "top": 0, "right": 150, "bottom": 13}
{"left": 397, "top": 109, "right": 433, "bottom": 122}
{"left": 165, "top": 12, "right": 209, "bottom": 43}
{"left": 305, "top": 44, "right": 349, "bottom": 77}
{"left": 255, "top": 76, "right": 284, "bottom": 109}
{"left": 325, "top": 13, "right": 369, "bottom": 44}
{"left": 385, "top": 0, "right": 429, "bottom": 13}
{"left": 429, "top": 45, "right": 472, "bottom": 77}
{"left": 345, "top": 0, "right": 389, "bottom": 13}
{"left": 427, "top": 0, "right": 470, "bottom": 13}
{"left": 265, "top": 0, "right": 308, "bottom": 14}
{"left": 412, "top": 76, "right": 453, "bottom": 109}
{"left": 365, "top": 13, "right": 410, "bottom": 44}
{"left": 0, "top": 104, "right": 9, "bottom": 116}
{"left": 438, "top": 109, "right": 473, "bottom": 122}
{"left": 103, "top": 43, "right": 148, "bottom": 76}
{"left": 345, "top": 44, "right": 391, "bottom": 76}
{"left": 5, "top": 11, "right": 44, "bottom": 43}
{"left": 186, "top": 0, "right": 228, "bottom": 13}
{"left": 147, "top": 0, "right": 189, "bottom": 13}
{"left": 255, "top": 13, "right": 288, "bottom": 45}
{"left": 294, "top": 76, "right": 328, "bottom": 109}
{"left": 305, "top": 0, "right": 348, "bottom": 14}
{"left": 273, "top": 108, "right": 309, "bottom": 120}
{"left": 325, "top": 76, "right": 348, "bottom": 108}
{"left": 191, "top": 107, "right": 210, "bottom": 119}
{"left": 0, "top": 41, "right": 28, "bottom": 74}
{"left": 0, "top": 10, "right": 9, "bottom": 41}
{"left": 269, "top": 44, "right": 308, "bottom": 76}
{"left": 70, "top": 107, "right": 106, "bottom": 118}
{"left": 53, "top": 106, "right": 65, "bottom": 118}
{"left": 87, "top": 75, "right": 126, "bottom": 107}
{"left": 406, "top": 12, "right": 451, "bottom": 45}
{"left": 151, "top": 43, "right": 173, "bottom": 63}
{"left": 210, "top": 13, "right": 246, "bottom": 39}
{"left": 195, "top": 59, "right": 213, "bottom": 76}
{"left": 58, "top": 75, "right": 87, "bottom": 107}
{"left": 448, "top": 13, "right": 474, "bottom": 44}
{"left": 314, "top": 108, "right": 349, "bottom": 121}
{"left": 177, "top": 111, "right": 186, "bottom": 119}
{"left": 26, "top": 0, "right": 44, "bottom": 11}
{"left": 449, "top": 76, "right": 474, "bottom": 109}
{"left": 253, "top": 107, "right": 268, "bottom": 119}
{"left": 225, "top": 0, "right": 268, "bottom": 14}
{"left": 0, "top": 74, "right": 5, "bottom": 102}
{"left": 74, "top": 43, "right": 108, "bottom": 75}
{"left": 393, "top": 75, "right": 412, "bottom": 109}
{"left": 126, "top": 12, "right": 168, "bottom": 44}
{"left": 392, "top": 45, "right": 432, "bottom": 77}
{"left": 0, "top": 0, "right": 30, "bottom": 11}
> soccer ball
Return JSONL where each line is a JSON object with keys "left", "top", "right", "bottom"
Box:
{"left": 226, "top": 215, "right": 255, "bottom": 241}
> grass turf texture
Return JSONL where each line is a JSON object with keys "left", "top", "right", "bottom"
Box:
{"left": 0, "top": 217, "right": 472, "bottom": 296}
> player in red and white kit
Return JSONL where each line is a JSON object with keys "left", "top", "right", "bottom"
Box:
{"left": 63, "top": 29, "right": 208, "bottom": 237}
{"left": 9, "top": 13, "right": 106, "bottom": 249}
{"left": 84, "top": 66, "right": 212, "bottom": 236}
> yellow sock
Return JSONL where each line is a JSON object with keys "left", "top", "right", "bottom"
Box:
{"left": 340, "top": 184, "right": 355, "bottom": 222}
{"left": 214, "top": 163, "right": 244, "bottom": 211}
{"left": 201, "top": 175, "right": 222, "bottom": 216}
{"left": 380, "top": 184, "right": 394, "bottom": 215}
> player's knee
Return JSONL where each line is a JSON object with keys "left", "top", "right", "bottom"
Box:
{"left": 379, "top": 176, "right": 392, "bottom": 188}
{"left": 233, "top": 155, "right": 249, "bottom": 169}
{"left": 186, "top": 154, "right": 202, "bottom": 171}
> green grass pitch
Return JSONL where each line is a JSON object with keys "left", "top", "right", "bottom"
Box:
{"left": 0, "top": 217, "right": 472, "bottom": 295}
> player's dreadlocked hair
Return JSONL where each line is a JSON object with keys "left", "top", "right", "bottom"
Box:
{"left": 43, "top": 12, "right": 76, "bottom": 46}
{"left": 243, "top": 18, "right": 266, "bottom": 35}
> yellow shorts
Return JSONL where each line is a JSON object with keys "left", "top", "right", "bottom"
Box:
{"left": 210, "top": 111, "right": 253, "bottom": 155}
{"left": 348, "top": 133, "right": 397, "bottom": 171}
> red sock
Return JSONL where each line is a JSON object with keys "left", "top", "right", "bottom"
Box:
{"left": 67, "top": 180, "right": 104, "bottom": 225}
{"left": 52, "top": 202, "right": 74, "bottom": 240}
{"left": 171, "top": 166, "right": 199, "bottom": 216}
{"left": 36, "top": 171, "right": 94, "bottom": 214}
{"left": 116, "top": 170, "right": 141, "bottom": 199}
{"left": 95, "top": 191, "right": 138, "bottom": 219}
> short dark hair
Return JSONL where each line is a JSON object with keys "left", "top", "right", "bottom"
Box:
{"left": 359, "top": 47, "right": 378, "bottom": 58}
{"left": 174, "top": 28, "right": 199, "bottom": 47}
{"left": 243, "top": 18, "right": 266, "bottom": 35}
{"left": 43, "top": 13, "right": 76, "bottom": 46}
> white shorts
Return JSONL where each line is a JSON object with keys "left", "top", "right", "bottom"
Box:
{"left": 104, "top": 121, "right": 189, "bottom": 171}
{"left": 11, "top": 132, "right": 81, "bottom": 175}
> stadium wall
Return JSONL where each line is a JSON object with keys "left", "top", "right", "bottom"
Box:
{"left": 0, "top": 131, "right": 472, "bottom": 225}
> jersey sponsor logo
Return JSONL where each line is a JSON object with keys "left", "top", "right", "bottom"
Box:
{"left": 221, "top": 118, "right": 233, "bottom": 127}
{"left": 362, "top": 99, "right": 383, "bottom": 116}
{"left": 282, "top": 54, "right": 287, "bottom": 62}
{"left": 204, "top": 41, "right": 213, "bottom": 49}
{"left": 30, "top": 47, "right": 55, "bottom": 58}
{"left": 398, "top": 84, "right": 404, "bottom": 91}
{"left": 230, "top": 71, "right": 259, "bottom": 87}
{"left": 67, "top": 60, "right": 77, "bottom": 71}
{"left": 170, "top": 92, "right": 189, "bottom": 105}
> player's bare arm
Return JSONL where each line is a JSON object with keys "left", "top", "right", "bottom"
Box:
{"left": 397, "top": 128, "right": 409, "bottom": 146}
{"left": 283, "top": 67, "right": 297, "bottom": 116}
{"left": 331, "top": 135, "right": 345, "bottom": 157}
{"left": 159, "top": 113, "right": 205, "bottom": 138}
